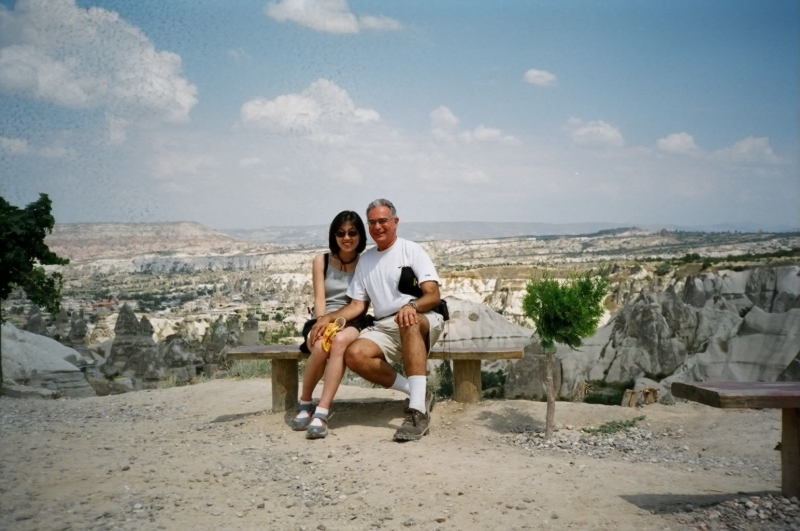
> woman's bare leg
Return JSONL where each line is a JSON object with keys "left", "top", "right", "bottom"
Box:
{"left": 300, "top": 338, "right": 328, "bottom": 402}
{"left": 317, "top": 327, "right": 359, "bottom": 410}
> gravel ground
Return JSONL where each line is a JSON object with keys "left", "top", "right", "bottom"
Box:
{"left": 0, "top": 380, "right": 789, "bottom": 531}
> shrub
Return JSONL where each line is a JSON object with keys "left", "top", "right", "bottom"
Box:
{"left": 583, "top": 415, "right": 645, "bottom": 435}
{"left": 655, "top": 263, "right": 671, "bottom": 276}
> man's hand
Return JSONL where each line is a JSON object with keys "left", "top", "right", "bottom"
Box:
{"left": 310, "top": 315, "right": 334, "bottom": 345}
{"left": 395, "top": 304, "right": 419, "bottom": 328}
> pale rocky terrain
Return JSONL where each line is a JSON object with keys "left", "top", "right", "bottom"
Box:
{"left": 0, "top": 378, "right": 792, "bottom": 531}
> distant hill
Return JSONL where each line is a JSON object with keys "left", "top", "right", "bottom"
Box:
{"left": 222, "top": 220, "right": 800, "bottom": 245}
{"left": 47, "top": 222, "right": 262, "bottom": 261}
{"left": 222, "top": 221, "right": 635, "bottom": 245}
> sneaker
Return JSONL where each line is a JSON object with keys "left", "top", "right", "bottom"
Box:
{"left": 291, "top": 402, "right": 315, "bottom": 431}
{"left": 306, "top": 411, "right": 329, "bottom": 439}
{"left": 393, "top": 408, "right": 430, "bottom": 441}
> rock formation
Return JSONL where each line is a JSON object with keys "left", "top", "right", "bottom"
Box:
{"left": 100, "top": 304, "right": 167, "bottom": 389}
{"left": 1, "top": 323, "right": 96, "bottom": 397}
{"left": 201, "top": 315, "right": 241, "bottom": 364}
{"left": 88, "top": 311, "right": 113, "bottom": 345}
{"left": 240, "top": 315, "right": 260, "bottom": 347}
{"left": 24, "top": 307, "right": 48, "bottom": 336}
{"left": 552, "top": 265, "right": 800, "bottom": 401}
{"left": 157, "top": 334, "right": 199, "bottom": 383}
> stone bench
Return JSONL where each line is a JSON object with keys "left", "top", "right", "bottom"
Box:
{"left": 226, "top": 345, "right": 523, "bottom": 412}
{"left": 672, "top": 381, "right": 800, "bottom": 497}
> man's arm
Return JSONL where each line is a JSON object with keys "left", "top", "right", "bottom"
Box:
{"left": 310, "top": 299, "right": 369, "bottom": 345}
{"left": 395, "top": 280, "right": 440, "bottom": 328}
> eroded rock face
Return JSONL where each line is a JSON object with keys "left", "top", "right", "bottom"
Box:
{"left": 66, "top": 312, "right": 89, "bottom": 348}
{"left": 557, "top": 265, "right": 800, "bottom": 398}
{"left": 240, "top": 315, "right": 260, "bottom": 347}
{"left": 201, "top": 315, "right": 241, "bottom": 364}
{"left": 88, "top": 312, "right": 113, "bottom": 345}
{"left": 157, "top": 334, "right": 199, "bottom": 383}
{"left": 1, "top": 323, "right": 96, "bottom": 397}
{"left": 25, "top": 308, "right": 48, "bottom": 336}
{"left": 100, "top": 304, "right": 167, "bottom": 386}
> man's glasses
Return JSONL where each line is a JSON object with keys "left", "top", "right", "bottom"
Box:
{"left": 335, "top": 230, "right": 359, "bottom": 238}
{"left": 367, "top": 218, "right": 392, "bottom": 227}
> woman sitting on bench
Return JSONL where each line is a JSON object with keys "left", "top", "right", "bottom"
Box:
{"left": 293, "top": 211, "right": 371, "bottom": 439}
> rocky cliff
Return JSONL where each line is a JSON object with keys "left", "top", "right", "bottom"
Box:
{"left": 547, "top": 265, "right": 800, "bottom": 401}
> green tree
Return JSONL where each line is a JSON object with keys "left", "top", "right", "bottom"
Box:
{"left": 1, "top": 194, "right": 70, "bottom": 383}
{"left": 522, "top": 268, "right": 609, "bottom": 439}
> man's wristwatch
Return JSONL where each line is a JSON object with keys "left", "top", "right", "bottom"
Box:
{"left": 406, "top": 300, "right": 419, "bottom": 311}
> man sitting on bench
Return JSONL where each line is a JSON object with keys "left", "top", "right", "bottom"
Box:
{"left": 310, "top": 198, "right": 444, "bottom": 441}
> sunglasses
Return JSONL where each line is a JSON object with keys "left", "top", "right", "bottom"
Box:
{"left": 335, "top": 230, "right": 359, "bottom": 238}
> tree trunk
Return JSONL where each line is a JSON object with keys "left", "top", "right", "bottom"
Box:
{"left": 545, "top": 350, "right": 556, "bottom": 439}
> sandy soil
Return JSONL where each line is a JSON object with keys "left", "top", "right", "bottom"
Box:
{"left": 0, "top": 379, "right": 784, "bottom": 531}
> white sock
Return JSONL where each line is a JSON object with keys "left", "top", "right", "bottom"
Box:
{"left": 296, "top": 400, "right": 313, "bottom": 419}
{"left": 408, "top": 376, "right": 427, "bottom": 413}
{"left": 309, "top": 406, "right": 329, "bottom": 428}
{"left": 391, "top": 374, "right": 410, "bottom": 396}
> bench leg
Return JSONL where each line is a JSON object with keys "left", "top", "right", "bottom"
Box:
{"left": 783, "top": 407, "right": 800, "bottom": 497}
{"left": 271, "top": 359, "right": 298, "bottom": 413}
{"left": 453, "top": 360, "right": 481, "bottom": 404}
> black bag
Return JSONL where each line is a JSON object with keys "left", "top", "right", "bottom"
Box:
{"left": 398, "top": 266, "right": 449, "bottom": 321}
{"left": 299, "top": 318, "right": 317, "bottom": 354}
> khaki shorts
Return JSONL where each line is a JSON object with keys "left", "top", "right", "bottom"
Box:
{"left": 359, "top": 311, "right": 444, "bottom": 364}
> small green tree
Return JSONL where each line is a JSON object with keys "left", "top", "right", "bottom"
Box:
{"left": 522, "top": 268, "right": 609, "bottom": 439}
{"left": 0, "top": 193, "right": 70, "bottom": 382}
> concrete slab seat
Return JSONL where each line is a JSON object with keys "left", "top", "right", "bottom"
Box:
{"left": 226, "top": 345, "right": 523, "bottom": 412}
{"left": 672, "top": 381, "right": 800, "bottom": 498}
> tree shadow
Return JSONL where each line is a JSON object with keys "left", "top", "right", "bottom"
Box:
{"left": 619, "top": 491, "right": 782, "bottom": 514}
{"left": 281, "top": 398, "right": 409, "bottom": 430}
{"left": 475, "top": 405, "right": 545, "bottom": 434}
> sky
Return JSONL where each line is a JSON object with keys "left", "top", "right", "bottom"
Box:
{"left": 0, "top": 0, "right": 798, "bottom": 230}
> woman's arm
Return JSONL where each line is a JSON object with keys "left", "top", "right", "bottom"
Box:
{"left": 312, "top": 254, "right": 327, "bottom": 318}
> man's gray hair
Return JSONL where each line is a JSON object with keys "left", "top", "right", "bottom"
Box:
{"left": 366, "top": 198, "right": 397, "bottom": 218}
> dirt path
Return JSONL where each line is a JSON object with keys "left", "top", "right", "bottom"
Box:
{"left": 0, "top": 379, "right": 785, "bottom": 531}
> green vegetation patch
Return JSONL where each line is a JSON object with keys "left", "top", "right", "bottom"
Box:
{"left": 228, "top": 360, "right": 271, "bottom": 378}
{"left": 583, "top": 415, "right": 646, "bottom": 435}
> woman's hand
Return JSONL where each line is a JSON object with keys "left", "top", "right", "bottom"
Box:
{"left": 310, "top": 315, "right": 334, "bottom": 345}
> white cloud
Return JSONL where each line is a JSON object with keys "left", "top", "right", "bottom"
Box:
{"left": 430, "top": 106, "right": 517, "bottom": 145}
{"left": 0, "top": 136, "right": 29, "bottom": 154}
{"left": 38, "top": 146, "right": 75, "bottom": 159}
{"left": 241, "top": 78, "right": 380, "bottom": 137}
{"left": 107, "top": 115, "right": 130, "bottom": 145}
{"left": 0, "top": 0, "right": 198, "bottom": 122}
{"left": 710, "top": 136, "right": 782, "bottom": 165}
{"left": 155, "top": 152, "right": 218, "bottom": 178}
{"left": 430, "top": 106, "right": 460, "bottom": 130}
{"left": 339, "top": 163, "right": 363, "bottom": 184}
{"left": 459, "top": 125, "right": 518, "bottom": 145}
{"left": 565, "top": 117, "right": 625, "bottom": 148}
{"left": 265, "top": 0, "right": 401, "bottom": 34}
{"left": 239, "top": 156, "right": 264, "bottom": 168}
{"left": 523, "top": 69, "right": 558, "bottom": 87}
{"left": 227, "top": 48, "right": 251, "bottom": 62}
{"left": 657, "top": 132, "right": 703, "bottom": 156}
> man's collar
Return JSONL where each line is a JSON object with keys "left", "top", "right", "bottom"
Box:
{"left": 376, "top": 236, "right": 399, "bottom": 252}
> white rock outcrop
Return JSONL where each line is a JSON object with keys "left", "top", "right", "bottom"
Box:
{"left": 1, "top": 323, "right": 96, "bottom": 397}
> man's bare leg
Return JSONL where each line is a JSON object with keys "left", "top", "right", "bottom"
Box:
{"left": 399, "top": 314, "right": 430, "bottom": 377}
{"left": 344, "top": 338, "right": 397, "bottom": 388}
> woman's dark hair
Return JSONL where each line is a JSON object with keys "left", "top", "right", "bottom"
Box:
{"left": 328, "top": 210, "right": 367, "bottom": 256}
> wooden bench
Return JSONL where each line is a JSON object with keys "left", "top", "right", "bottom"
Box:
{"left": 672, "top": 381, "right": 800, "bottom": 498}
{"left": 226, "top": 345, "right": 523, "bottom": 412}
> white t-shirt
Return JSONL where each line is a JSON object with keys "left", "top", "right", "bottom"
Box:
{"left": 348, "top": 237, "right": 440, "bottom": 320}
